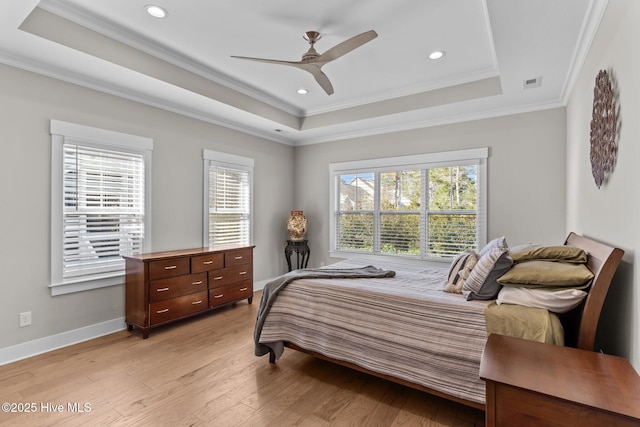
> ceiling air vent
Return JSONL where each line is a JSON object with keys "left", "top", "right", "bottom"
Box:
{"left": 523, "top": 77, "right": 542, "bottom": 89}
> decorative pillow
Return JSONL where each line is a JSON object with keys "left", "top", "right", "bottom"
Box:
{"left": 444, "top": 251, "right": 478, "bottom": 294}
{"left": 463, "top": 249, "right": 513, "bottom": 300}
{"left": 456, "top": 253, "right": 479, "bottom": 289}
{"left": 496, "top": 286, "right": 588, "bottom": 314}
{"left": 497, "top": 260, "right": 594, "bottom": 289}
{"left": 509, "top": 244, "right": 588, "bottom": 264}
{"left": 479, "top": 236, "right": 508, "bottom": 258}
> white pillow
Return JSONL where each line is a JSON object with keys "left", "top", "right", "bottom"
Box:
{"left": 496, "top": 286, "right": 588, "bottom": 314}
{"left": 479, "top": 236, "right": 508, "bottom": 257}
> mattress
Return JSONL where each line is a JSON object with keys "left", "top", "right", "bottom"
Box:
{"left": 257, "top": 258, "right": 492, "bottom": 405}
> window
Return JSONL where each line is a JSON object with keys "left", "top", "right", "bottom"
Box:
{"left": 50, "top": 120, "right": 152, "bottom": 296}
{"left": 203, "top": 150, "right": 253, "bottom": 247}
{"left": 330, "top": 148, "right": 487, "bottom": 262}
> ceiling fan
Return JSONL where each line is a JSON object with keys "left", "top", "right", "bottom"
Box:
{"left": 231, "top": 30, "right": 378, "bottom": 95}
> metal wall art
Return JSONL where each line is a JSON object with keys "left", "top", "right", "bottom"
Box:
{"left": 590, "top": 69, "right": 618, "bottom": 189}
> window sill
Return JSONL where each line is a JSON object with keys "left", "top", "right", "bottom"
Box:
{"left": 329, "top": 251, "right": 450, "bottom": 268}
{"left": 50, "top": 275, "right": 124, "bottom": 296}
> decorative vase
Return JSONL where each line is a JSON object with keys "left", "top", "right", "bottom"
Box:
{"left": 287, "top": 210, "right": 308, "bottom": 241}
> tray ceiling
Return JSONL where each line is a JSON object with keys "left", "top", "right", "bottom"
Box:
{"left": 0, "top": 0, "right": 606, "bottom": 145}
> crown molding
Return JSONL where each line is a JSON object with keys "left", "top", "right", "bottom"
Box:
{"left": 294, "top": 99, "right": 566, "bottom": 146}
{"left": 560, "top": 0, "right": 609, "bottom": 104}
{"left": 37, "top": 0, "right": 304, "bottom": 118}
{"left": 302, "top": 69, "right": 500, "bottom": 116}
{"left": 0, "top": 49, "right": 296, "bottom": 146}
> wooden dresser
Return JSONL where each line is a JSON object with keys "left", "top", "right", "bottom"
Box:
{"left": 124, "top": 244, "right": 254, "bottom": 338}
{"left": 480, "top": 334, "right": 640, "bottom": 427}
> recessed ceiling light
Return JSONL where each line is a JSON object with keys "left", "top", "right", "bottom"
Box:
{"left": 297, "top": 88, "right": 309, "bottom": 95}
{"left": 428, "top": 50, "right": 446, "bottom": 60}
{"left": 145, "top": 4, "right": 168, "bottom": 18}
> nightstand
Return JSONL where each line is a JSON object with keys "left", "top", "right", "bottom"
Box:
{"left": 285, "top": 239, "right": 310, "bottom": 271}
{"left": 480, "top": 334, "right": 640, "bottom": 427}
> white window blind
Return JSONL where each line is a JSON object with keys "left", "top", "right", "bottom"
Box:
{"left": 51, "top": 120, "right": 152, "bottom": 295}
{"left": 203, "top": 150, "right": 253, "bottom": 247}
{"left": 62, "top": 144, "right": 145, "bottom": 279}
{"left": 330, "top": 148, "right": 487, "bottom": 262}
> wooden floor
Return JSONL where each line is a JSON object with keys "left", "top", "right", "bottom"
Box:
{"left": 0, "top": 293, "right": 485, "bottom": 426}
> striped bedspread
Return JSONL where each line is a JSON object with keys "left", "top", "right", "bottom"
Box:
{"left": 257, "top": 259, "right": 492, "bottom": 405}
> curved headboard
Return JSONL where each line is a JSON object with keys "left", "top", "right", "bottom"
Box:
{"left": 563, "top": 232, "right": 624, "bottom": 351}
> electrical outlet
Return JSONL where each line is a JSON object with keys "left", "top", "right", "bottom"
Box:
{"left": 19, "top": 311, "right": 31, "bottom": 327}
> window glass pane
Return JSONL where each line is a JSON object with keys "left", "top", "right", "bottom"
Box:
{"left": 339, "top": 173, "right": 374, "bottom": 210}
{"left": 62, "top": 144, "right": 145, "bottom": 279}
{"left": 427, "top": 213, "right": 477, "bottom": 257}
{"left": 331, "top": 150, "right": 484, "bottom": 261}
{"left": 380, "top": 213, "right": 420, "bottom": 255}
{"left": 428, "top": 166, "right": 477, "bottom": 210}
{"left": 380, "top": 170, "right": 421, "bottom": 211}
{"left": 209, "top": 165, "right": 250, "bottom": 246}
{"left": 338, "top": 213, "right": 373, "bottom": 251}
{"left": 209, "top": 213, "right": 250, "bottom": 245}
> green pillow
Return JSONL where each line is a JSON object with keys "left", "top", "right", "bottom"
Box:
{"left": 508, "top": 244, "right": 587, "bottom": 264}
{"left": 497, "top": 260, "right": 594, "bottom": 289}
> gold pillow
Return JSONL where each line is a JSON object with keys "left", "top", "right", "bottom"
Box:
{"left": 497, "top": 260, "right": 594, "bottom": 289}
{"left": 508, "top": 244, "right": 587, "bottom": 264}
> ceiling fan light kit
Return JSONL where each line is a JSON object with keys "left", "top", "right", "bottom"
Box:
{"left": 231, "top": 30, "right": 378, "bottom": 95}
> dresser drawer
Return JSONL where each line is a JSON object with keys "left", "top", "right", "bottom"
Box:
{"left": 148, "top": 257, "right": 190, "bottom": 280}
{"left": 209, "top": 280, "right": 253, "bottom": 307}
{"left": 125, "top": 245, "right": 254, "bottom": 338}
{"left": 191, "top": 253, "right": 224, "bottom": 273}
{"left": 149, "top": 273, "right": 207, "bottom": 303}
{"left": 149, "top": 291, "right": 208, "bottom": 325}
{"left": 224, "top": 249, "right": 253, "bottom": 267}
{"left": 208, "top": 264, "right": 252, "bottom": 288}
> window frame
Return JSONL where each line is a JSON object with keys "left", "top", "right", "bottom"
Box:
{"left": 50, "top": 120, "right": 153, "bottom": 296}
{"left": 329, "top": 148, "right": 487, "bottom": 264}
{"left": 202, "top": 149, "right": 254, "bottom": 247}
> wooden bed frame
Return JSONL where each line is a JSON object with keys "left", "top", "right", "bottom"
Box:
{"left": 270, "top": 232, "right": 624, "bottom": 410}
{"left": 561, "top": 232, "right": 624, "bottom": 350}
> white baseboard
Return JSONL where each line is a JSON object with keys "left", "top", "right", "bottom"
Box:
{"left": 0, "top": 317, "right": 126, "bottom": 366}
{"left": 0, "top": 280, "right": 276, "bottom": 366}
{"left": 254, "top": 278, "right": 270, "bottom": 292}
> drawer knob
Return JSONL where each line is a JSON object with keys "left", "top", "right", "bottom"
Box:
{"left": 192, "top": 281, "right": 203, "bottom": 285}
{"left": 213, "top": 294, "right": 224, "bottom": 299}
{"left": 234, "top": 256, "right": 243, "bottom": 260}
{"left": 213, "top": 276, "right": 223, "bottom": 280}
{"left": 157, "top": 287, "right": 170, "bottom": 292}
{"left": 156, "top": 308, "right": 169, "bottom": 314}
{"left": 203, "top": 260, "right": 214, "bottom": 265}
{"left": 239, "top": 271, "right": 247, "bottom": 275}
{"left": 164, "top": 265, "right": 177, "bottom": 270}
{"left": 240, "top": 287, "right": 248, "bottom": 292}
{"left": 192, "top": 300, "right": 203, "bottom": 305}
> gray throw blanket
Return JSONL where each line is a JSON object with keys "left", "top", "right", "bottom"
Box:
{"left": 254, "top": 266, "right": 396, "bottom": 359}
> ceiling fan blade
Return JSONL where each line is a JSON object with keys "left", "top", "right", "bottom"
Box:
{"left": 315, "top": 30, "right": 378, "bottom": 64}
{"left": 232, "top": 30, "right": 372, "bottom": 96}
{"left": 299, "top": 64, "right": 334, "bottom": 95}
{"left": 232, "top": 55, "right": 334, "bottom": 95}
{"left": 230, "top": 55, "right": 303, "bottom": 67}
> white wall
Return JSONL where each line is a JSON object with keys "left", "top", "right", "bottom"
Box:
{"left": 566, "top": 0, "right": 640, "bottom": 369}
{"left": 0, "top": 64, "right": 294, "bottom": 352}
{"left": 293, "top": 108, "right": 568, "bottom": 268}
{"left": 5, "top": 0, "right": 637, "bottom": 371}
